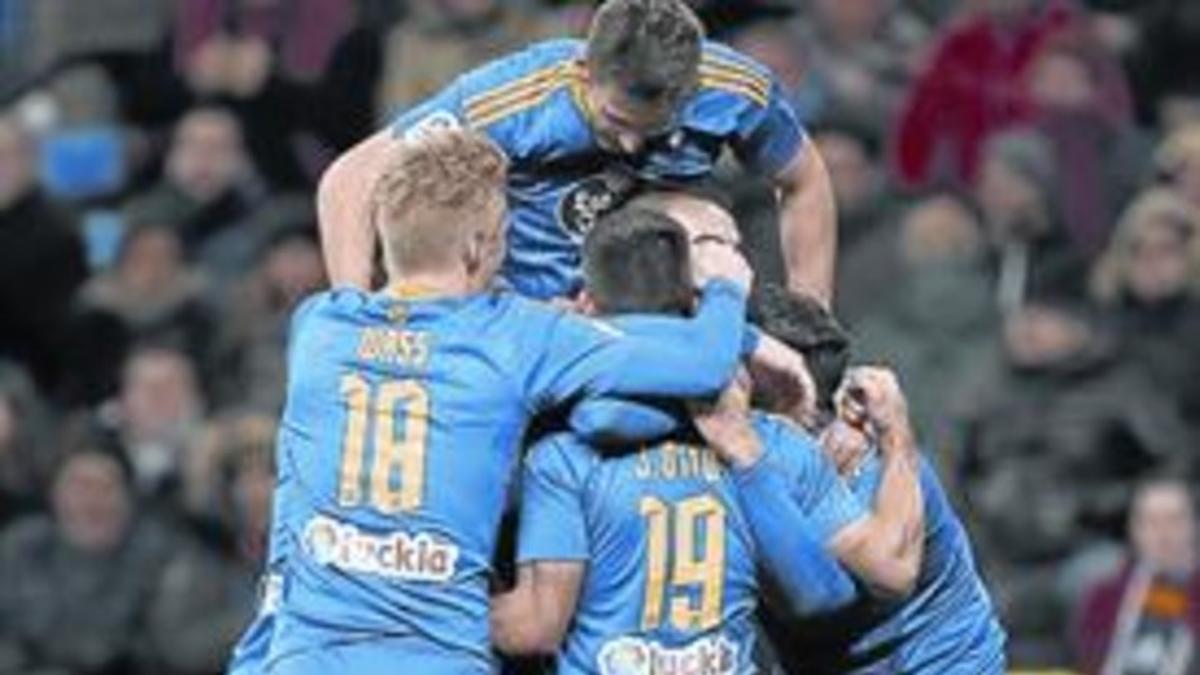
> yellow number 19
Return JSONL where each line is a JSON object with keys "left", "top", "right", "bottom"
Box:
{"left": 640, "top": 494, "right": 727, "bottom": 631}
{"left": 338, "top": 375, "right": 430, "bottom": 513}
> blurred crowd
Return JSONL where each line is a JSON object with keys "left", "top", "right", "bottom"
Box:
{"left": 0, "top": 0, "right": 1198, "bottom": 673}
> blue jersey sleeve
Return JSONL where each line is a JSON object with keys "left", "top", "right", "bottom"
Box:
{"left": 517, "top": 435, "right": 594, "bottom": 563}
{"left": 730, "top": 79, "right": 806, "bottom": 177}
{"left": 523, "top": 279, "right": 747, "bottom": 409}
{"left": 569, "top": 398, "right": 681, "bottom": 445}
{"left": 732, "top": 453, "right": 857, "bottom": 616}
{"left": 755, "top": 415, "right": 866, "bottom": 543}
{"left": 389, "top": 83, "right": 469, "bottom": 142}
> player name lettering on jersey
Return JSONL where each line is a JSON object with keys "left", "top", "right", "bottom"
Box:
{"left": 303, "top": 515, "right": 458, "bottom": 582}
{"left": 597, "top": 634, "right": 738, "bottom": 675}
{"left": 634, "top": 442, "right": 724, "bottom": 484}
{"left": 357, "top": 327, "right": 431, "bottom": 368}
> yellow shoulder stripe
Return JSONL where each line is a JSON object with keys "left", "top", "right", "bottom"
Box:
{"left": 468, "top": 63, "right": 583, "bottom": 128}
{"left": 701, "top": 53, "right": 772, "bottom": 94}
{"left": 464, "top": 63, "right": 563, "bottom": 111}
{"left": 699, "top": 61, "right": 770, "bottom": 100}
{"left": 466, "top": 67, "right": 565, "bottom": 124}
{"left": 699, "top": 69, "right": 769, "bottom": 107}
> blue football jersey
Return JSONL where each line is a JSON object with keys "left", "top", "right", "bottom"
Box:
{"left": 390, "top": 39, "right": 806, "bottom": 300}
{"left": 518, "top": 410, "right": 863, "bottom": 675}
{"left": 764, "top": 456, "right": 1007, "bottom": 675}
{"left": 238, "top": 281, "right": 751, "bottom": 675}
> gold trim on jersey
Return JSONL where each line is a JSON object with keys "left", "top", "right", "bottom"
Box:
{"left": 698, "top": 54, "right": 771, "bottom": 107}
{"left": 465, "top": 61, "right": 583, "bottom": 128}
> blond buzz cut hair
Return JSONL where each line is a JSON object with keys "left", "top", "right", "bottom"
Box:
{"left": 370, "top": 129, "right": 508, "bottom": 276}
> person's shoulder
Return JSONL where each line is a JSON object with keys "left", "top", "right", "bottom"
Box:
{"left": 290, "top": 286, "right": 369, "bottom": 326}
{"left": 689, "top": 41, "right": 775, "bottom": 110}
{"left": 506, "top": 294, "right": 624, "bottom": 336}
{"left": 458, "top": 39, "right": 586, "bottom": 131}
{"left": 750, "top": 410, "right": 813, "bottom": 444}
{"left": 526, "top": 431, "right": 599, "bottom": 484}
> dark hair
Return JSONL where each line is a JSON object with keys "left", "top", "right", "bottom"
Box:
{"left": 633, "top": 178, "right": 735, "bottom": 215}
{"left": 583, "top": 205, "right": 694, "bottom": 316}
{"left": 587, "top": 0, "right": 704, "bottom": 106}
{"left": 750, "top": 284, "right": 851, "bottom": 411}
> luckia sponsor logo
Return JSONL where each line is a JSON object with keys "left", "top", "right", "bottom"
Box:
{"left": 597, "top": 634, "right": 738, "bottom": 675}
{"left": 303, "top": 515, "right": 458, "bottom": 582}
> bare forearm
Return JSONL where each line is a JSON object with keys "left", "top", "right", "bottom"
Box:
{"left": 491, "top": 587, "right": 550, "bottom": 655}
{"left": 491, "top": 564, "right": 579, "bottom": 655}
{"left": 778, "top": 147, "right": 837, "bottom": 306}
{"left": 317, "top": 130, "right": 392, "bottom": 289}
{"left": 866, "top": 426, "right": 924, "bottom": 593}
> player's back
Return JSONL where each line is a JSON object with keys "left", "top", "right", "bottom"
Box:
{"left": 267, "top": 288, "right": 573, "bottom": 674}
{"left": 528, "top": 433, "right": 760, "bottom": 675}
{"left": 766, "top": 456, "right": 1006, "bottom": 675}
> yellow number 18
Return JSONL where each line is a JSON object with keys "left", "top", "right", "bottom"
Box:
{"left": 338, "top": 374, "right": 430, "bottom": 513}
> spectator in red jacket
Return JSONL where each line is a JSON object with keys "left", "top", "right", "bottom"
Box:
{"left": 1074, "top": 475, "right": 1200, "bottom": 675}
{"left": 891, "top": 0, "right": 1130, "bottom": 190}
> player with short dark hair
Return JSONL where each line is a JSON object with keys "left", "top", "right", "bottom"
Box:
{"left": 581, "top": 206, "right": 695, "bottom": 317}
{"left": 490, "top": 203, "right": 856, "bottom": 675}
{"left": 490, "top": 195, "right": 923, "bottom": 675}
{"left": 748, "top": 286, "right": 1008, "bottom": 675}
{"left": 319, "top": 0, "right": 836, "bottom": 306}
{"left": 226, "top": 128, "right": 761, "bottom": 675}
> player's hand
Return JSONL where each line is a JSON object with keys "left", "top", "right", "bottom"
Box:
{"left": 747, "top": 333, "right": 819, "bottom": 429}
{"left": 692, "top": 240, "right": 752, "bottom": 294}
{"left": 689, "top": 369, "right": 762, "bottom": 470}
{"left": 834, "top": 366, "right": 913, "bottom": 452}
{"left": 819, "top": 418, "right": 871, "bottom": 478}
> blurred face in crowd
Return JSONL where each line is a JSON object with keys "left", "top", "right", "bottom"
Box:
{"left": 731, "top": 24, "right": 807, "bottom": 93}
{"left": 1171, "top": 155, "right": 1200, "bottom": 210}
{"left": 815, "top": 131, "right": 877, "bottom": 214}
{"left": 1029, "top": 51, "right": 1097, "bottom": 113}
{"left": 901, "top": 196, "right": 983, "bottom": 265}
{"left": 1003, "top": 304, "right": 1090, "bottom": 367}
{"left": 433, "top": 0, "right": 496, "bottom": 21}
{"left": 0, "top": 119, "right": 35, "bottom": 209}
{"left": 814, "top": 0, "right": 887, "bottom": 40}
{"left": 167, "top": 109, "right": 246, "bottom": 203}
{"left": 53, "top": 452, "right": 132, "bottom": 555}
{"left": 263, "top": 235, "right": 325, "bottom": 307}
{"left": 1131, "top": 481, "right": 1197, "bottom": 575}
{"left": 233, "top": 456, "right": 274, "bottom": 538}
{"left": 1126, "top": 219, "right": 1193, "bottom": 303}
{"left": 976, "top": 157, "right": 1049, "bottom": 243}
{"left": 118, "top": 227, "right": 185, "bottom": 298}
{"left": 120, "top": 349, "right": 201, "bottom": 443}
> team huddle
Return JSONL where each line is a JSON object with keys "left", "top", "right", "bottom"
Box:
{"left": 227, "top": 1, "right": 1006, "bottom": 674}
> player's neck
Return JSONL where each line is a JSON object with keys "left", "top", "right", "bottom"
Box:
{"left": 386, "top": 270, "right": 479, "bottom": 300}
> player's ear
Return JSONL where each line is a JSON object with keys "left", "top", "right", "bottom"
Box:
{"left": 463, "top": 227, "right": 489, "bottom": 276}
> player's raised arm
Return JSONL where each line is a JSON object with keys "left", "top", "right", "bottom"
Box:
{"left": 824, "top": 367, "right": 925, "bottom": 597}
{"left": 491, "top": 436, "right": 590, "bottom": 655}
{"left": 318, "top": 129, "right": 394, "bottom": 289}
{"left": 775, "top": 140, "right": 837, "bottom": 306}
{"left": 691, "top": 374, "right": 857, "bottom": 616}
{"left": 318, "top": 76, "right": 471, "bottom": 289}
{"left": 727, "top": 64, "right": 838, "bottom": 306}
